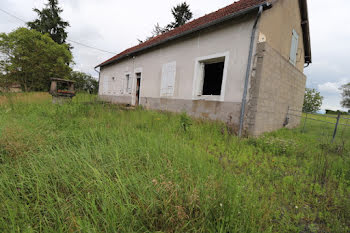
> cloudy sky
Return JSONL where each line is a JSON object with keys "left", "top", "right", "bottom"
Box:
{"left": 1, "top": 0, "right": 349, "bottom": 110}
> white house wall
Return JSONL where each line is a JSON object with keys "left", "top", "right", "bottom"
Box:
{"left": 99, "top": 14, "right": 256, "bottom": 125}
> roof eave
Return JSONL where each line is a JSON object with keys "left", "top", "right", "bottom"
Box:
{"left": 299, "top": 0, "right": 312, "bottom": 64}
{"left": 96, "top": 2, "right": 271, "bottom": 69}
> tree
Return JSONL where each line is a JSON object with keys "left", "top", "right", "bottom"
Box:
{"left": 138, "top": 2, "right": 193, "bottom": 43}
{"left": 0, "top": 28, "right": 72, "bottom": 92}
{"left": 167, "top": 2, "right": 193, "bottom": 29}
{"left": 27, "top": 0, "right": 70, "bottom": 45}
{"left": 137, "top": 23, "right": 167, "bottom": 44}
{"left": 340, "top": 83, "right": 350, "bottom": 109}
{"left": 303, "top": 88, "right": 323, "bottom": 113}
{"left": 70, "top": 71, "right": 99, "bottom": 94}
{"left": 152, "top": 23, "right": 167, "bottom": 37}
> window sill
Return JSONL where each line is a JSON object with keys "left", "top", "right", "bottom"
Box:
{"left": 194, "top": 95, "right": 223, "bottom": 102}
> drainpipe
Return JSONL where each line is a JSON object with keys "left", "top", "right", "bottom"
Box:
{"left": 238, "top": 5, "right": 264, "bottom": 137}
{"left": 94, "top": 67, "right": 100, "bottom": 95}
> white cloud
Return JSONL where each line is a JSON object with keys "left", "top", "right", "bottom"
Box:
{"left": 318, "top": 81, "right": 343, "bottom": 94}
{"left": 317, "top": 78, "right": 349, "bottom": 111}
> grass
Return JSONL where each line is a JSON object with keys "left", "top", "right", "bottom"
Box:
{"left": 0, "top": 93, "right": 349, "bottom": 232}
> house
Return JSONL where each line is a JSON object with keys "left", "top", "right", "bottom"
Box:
{"left": 95, "top": 0, "right": 311, "bottom": 136}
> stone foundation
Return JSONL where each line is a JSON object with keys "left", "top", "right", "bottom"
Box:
{"left": 99, "top": 95, "right": 132, "bottom": 105}
{"left": 141, "top": 97, "right": 242, "bottom": 125}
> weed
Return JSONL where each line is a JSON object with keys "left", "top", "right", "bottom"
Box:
{"left": 180, "top": 112, "right": 192, "bottom": 132}
{"left": 0, "top": 93, "right": 349, "bottom": 232}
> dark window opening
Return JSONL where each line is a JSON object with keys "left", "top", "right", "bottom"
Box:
{"left": 202, "top": 61, "right": 225, "bottom": 95}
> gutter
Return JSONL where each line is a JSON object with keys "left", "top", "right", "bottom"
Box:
{"left": 299, "top": 0, "right": 312, "bottom": 64}
{"left": 94, "top": 67, "right": 101, "bottom": 94}
{"left": 238, "top": 4, "right": 265, "bottom": 137}
{"left": 96, "top": 2, "right": 271, "bottom": 68}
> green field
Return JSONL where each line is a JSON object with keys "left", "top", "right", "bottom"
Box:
{"left": 0, "top": 93, "right": 349, "bottom": 232}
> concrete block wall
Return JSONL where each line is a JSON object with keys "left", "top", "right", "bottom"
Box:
{"left": 246, "top": 42, "right": 306, "bottom": 136}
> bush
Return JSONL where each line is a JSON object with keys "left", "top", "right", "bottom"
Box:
{"left": 70, "top": 71, "right": 99, "bottom": 94}
{"left": 325, "top": 109, "right": 348, "bottom": 115}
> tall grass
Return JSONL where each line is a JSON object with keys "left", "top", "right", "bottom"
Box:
{"left": 0, "top": 93, "right": 349, "bottom": 232}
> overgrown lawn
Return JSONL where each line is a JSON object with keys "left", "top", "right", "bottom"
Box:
{"left": 0, "top": 93, "right": 349, "bottom": 232}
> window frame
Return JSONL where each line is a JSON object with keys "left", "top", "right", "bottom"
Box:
{"left": 192, "top": 52, "right": 229, "bottom": 102}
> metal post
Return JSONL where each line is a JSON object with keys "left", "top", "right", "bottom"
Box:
{"left": 302, "top": 112, "right": 308, "bottom": 133}
{"left": 332, "top": 112, "right": 342, "bottom": 143}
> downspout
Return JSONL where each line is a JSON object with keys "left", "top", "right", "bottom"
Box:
{"left": 94, "top": 67, "right": 101, "bottom": 95}
{"left": 238, "top": 5, "right": 264, "bottom": 137}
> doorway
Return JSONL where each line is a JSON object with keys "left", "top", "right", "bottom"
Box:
{"left": 135, "top": 73, "right": 141, "bottom": 106}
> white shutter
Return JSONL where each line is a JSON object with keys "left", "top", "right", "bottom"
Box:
{"left": 112, "top": 78, "right": 117, "bottom": 93}
{"left": 197, "top": 63, "right": 205, "bottom": 96}
{"left": 167, "top": 62, "right": 176, "bottom": 96}
{"left": 103, "top": 77, "right": 108, "bottom": 94}
{"left": 127, "top": 76, "right": 132, "bottom": 94}
{"left": 289, "top": 29, "right": 299, "bottom": 66}
{"left": 161, "top": 61, "right": 176, "bottom": 97}
{"left": 116, "top": 78, "right": 123, "bottom": 94}
{"left": 161, "top": 65, "right": 168, "bottom": 96}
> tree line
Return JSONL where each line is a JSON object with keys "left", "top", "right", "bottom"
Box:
{"left": 0, "top": 0, "right": 98, "bottom": 93}
{"left": 303, "top": 87, "right": 350, "bottom": 113}
{"left": 0, "top": 0, "right": 194, "bottom": 94}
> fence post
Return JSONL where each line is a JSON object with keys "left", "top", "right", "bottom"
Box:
{"left": 302, "top": 112, "right": 308, "bottom": 133}
{"left": 332, "top": 112, "right": 342, "bottom": 143}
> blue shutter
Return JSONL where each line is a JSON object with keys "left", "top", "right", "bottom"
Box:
{"left": 289, "top": 29, "right": 299, "bottom": 66}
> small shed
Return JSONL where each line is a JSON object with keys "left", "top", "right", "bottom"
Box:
{"left": 49, "top": 78, "right": 76, "bottom": 104}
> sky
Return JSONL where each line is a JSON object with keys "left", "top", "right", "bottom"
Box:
{"left": 0, "top": 0, "right": 349, "bottom": 111}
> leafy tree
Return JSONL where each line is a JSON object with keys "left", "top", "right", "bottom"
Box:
{"left": 70, "top": 71, "right": 99, "bottom": 94}
{"left": 340, "top": 83, "right": 350, "bottom": 109}
{"left": 167, "top": 2, "right": 193, "bottom": 29}
{"left": 0, "top": 73, "right": 9, "bottom": 92}
{"left": 27, "top": 0, "right": 70, "bottom": 45}
{"left": 303, "top": 88, "right": 323, "bottom": 113}
{"left": 0, "top": 28, "right": 72, "bottom": 92}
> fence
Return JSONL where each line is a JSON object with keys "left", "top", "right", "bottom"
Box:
{"left": 287, "top": 108, "right": 350, "bottom": 144}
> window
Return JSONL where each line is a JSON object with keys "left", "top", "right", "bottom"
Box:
{"left": 202, "top": 61, "right": 225, "bottom": 95}
{"left": 289, "top": 29, "right": 299, "bottom": 66}
{"left": 126, "top": 74, "right": 132, "bottom": 94}
{"left": 161, "top": 61, "right": 176, "bottom": 97}
{"left": 196, "top": 56, "right": 225, "bottom": 96}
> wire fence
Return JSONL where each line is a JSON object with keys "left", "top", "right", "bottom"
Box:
{"left": 287, "top": 107, "right": 350, "bottom": 144}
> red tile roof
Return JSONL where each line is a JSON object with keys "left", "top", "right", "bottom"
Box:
{"left": 97, "top": 0, "right": 268, "bottom": 68}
